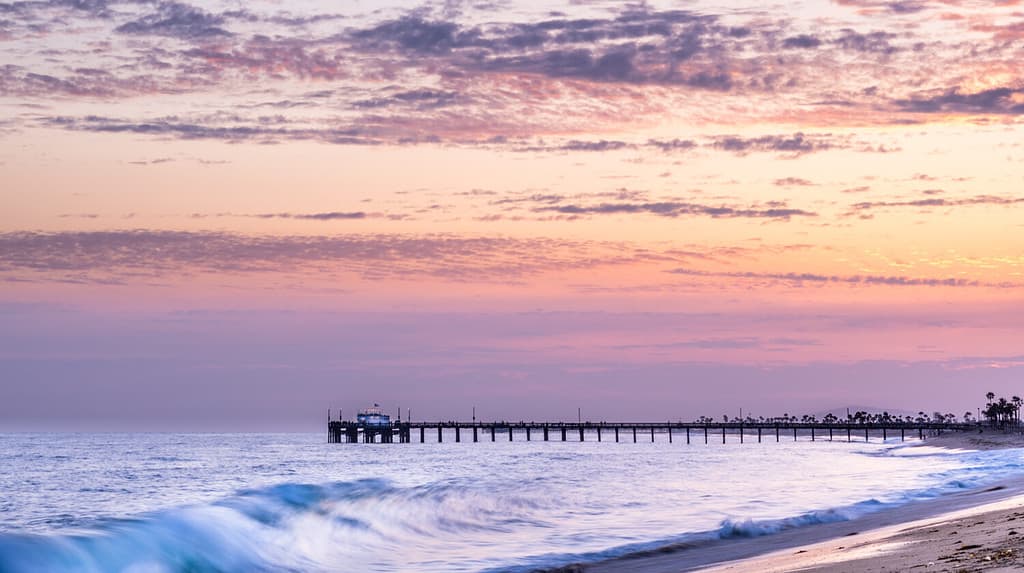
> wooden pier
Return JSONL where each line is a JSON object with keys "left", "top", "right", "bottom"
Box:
{"left": 327, "top": 418, "right": 973, "bottom": 444}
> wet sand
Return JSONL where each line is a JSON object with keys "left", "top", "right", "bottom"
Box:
{"left": 557, "top": 430, "right": 1024, "bottom": 573}
{"left": 700, "top": 489, "right": 1024, "bottom": 573}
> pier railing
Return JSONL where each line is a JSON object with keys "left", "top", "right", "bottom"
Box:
{"left": 327, "top": 419, "right": 976, "bottom": 444}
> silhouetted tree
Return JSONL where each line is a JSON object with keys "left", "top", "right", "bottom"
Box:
{"left": 983, "top": 396, "right": 1018, "bottom": 427}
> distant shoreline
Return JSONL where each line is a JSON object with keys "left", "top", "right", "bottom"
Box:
{"left": 550, "top": 432, "right": 1024, "bottom": 573}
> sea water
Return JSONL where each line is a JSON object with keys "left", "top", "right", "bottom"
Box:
{"left": 1, "top": 432, "right": 1022, "bottom": 572}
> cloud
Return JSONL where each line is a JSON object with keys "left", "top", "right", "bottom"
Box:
{"left": 115, "top": 1, "right": 231, "bottom": 40}
{"left": 353, "top": 89, "right": 460, "bottom": 109}
{"left": 0, "top": 65, "right": 162, "bottom": 98}
{"left": 5, "top": 0, "right": 1017, "bottom": 147}
{"left": 128, "top": 157, "right": 175, "bottom": 165}
{"left": 969, "top": 20, "right": 1024, "bottom": 42}
{"left": 490, "top": 193, "right": 566, "bottom": 206}
{"left": 834, "top": 0, "right": 932, "bottom": 16}
{"left": 774, "top": 177, "right": 815, "bottom": 186}
{"left": 183, "top": 36, "right": 350, "bottom": 81}
{"left": 710, "top": 133, "right": 835, "bottom": 156}
{"left": 343, "top": 9, "right": 749, "bottom": 89}
{"left": 39, "top": 115, "right": 377, "bottom": 145}
{"left": 38, "top": 111, "right": 890, "bottom": 159}
{"left": 611, "top": 337, "right": 761, "bottom": 350}
{"left": 832, "top": 29, "right": 900, "bottom": 54}
{"left": 250, "top": 212, "right": 368, "bottom": 220}
{"left": 512, "top": 133, "right": 881, "bottom": 156}
{"left": 848, "top": 194, "right": 1024, "bottom": 214}
{"left": 782, "top": 34, "right": 822, "bottom": 49}
{"left": 896, "top": 87, "right": 1024, "bottom": 115}
{"left": 350, "top": 16, "right": 468, "bottom": 55}
{"left": 474, "top": 47, "right": 737, "bottom": 88}
{"left": 0, "top": 230, "right": 688, "bottom": 285}
{"left": 348, "top": 10, "right": 707, "bottom": 57}
{"left": 513, "top": 139, "right": 636, "bottom": 153}
{"left": 668, "top": 267, "right": 1016, "bottom": 288}
{"left": 533, "top": 201, "right": 816, "bottom": 220}
{"left": 647, "top": 138, "right": 698, "bottom": 152}
{"left": 609, "top": 336, "right": 824, "bottom": 351}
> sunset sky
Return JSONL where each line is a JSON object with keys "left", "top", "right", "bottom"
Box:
{"left": 2, "top": 0, "right": 1023, "bottom": 430}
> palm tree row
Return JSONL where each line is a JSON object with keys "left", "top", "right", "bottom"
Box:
{"left": 984, "top": 392, "right": 1022, "bottom": 427}
{"left": 692, "top": 393, "right": 1023, "bottom": 427}
{"left": 695, "top": 411, "right": 959, "bottom": 425}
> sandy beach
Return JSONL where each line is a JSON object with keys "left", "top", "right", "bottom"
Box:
{"left": 559, "top": 431, "right": 1024, "bottom": 573}
{"left": 702, "top": 488, "right": 1024, "bottom": 573}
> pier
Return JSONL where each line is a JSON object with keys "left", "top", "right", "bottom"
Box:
{"left": 327, "top": 418, "right": 974, "bottom": 444}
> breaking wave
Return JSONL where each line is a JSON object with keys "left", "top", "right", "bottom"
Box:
{"left": 3, "top": 435, "right": 1024, "bottom": 572}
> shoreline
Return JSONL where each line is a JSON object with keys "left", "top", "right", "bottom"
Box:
{"left": 554, "top": 431, "right": 1024, "bottom": 573}
{"left": 700, "top": 491, "right": 1024, "bottom": 572}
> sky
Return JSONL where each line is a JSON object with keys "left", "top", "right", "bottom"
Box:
{"left": 1, "top": 0, "right": 1023, "bottom": 430}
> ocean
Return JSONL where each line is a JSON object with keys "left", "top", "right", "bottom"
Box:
{"left": 1, "top": 432, "right": 1022, "bottom": 572}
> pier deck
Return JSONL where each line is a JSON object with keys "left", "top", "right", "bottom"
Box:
{"left": 327, "top": 419, "right": 974, "bottom": 444}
